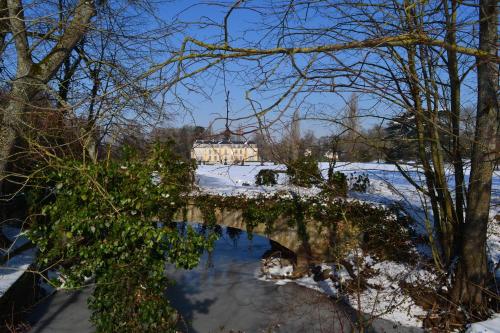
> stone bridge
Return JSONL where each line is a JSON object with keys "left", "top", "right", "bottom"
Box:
{"left": 174, "top": 202, "right": 343, "bottom": 272}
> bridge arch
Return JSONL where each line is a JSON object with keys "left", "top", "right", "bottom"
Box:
{"left": 175, "top": 202, "right": 334, "bottom": 273}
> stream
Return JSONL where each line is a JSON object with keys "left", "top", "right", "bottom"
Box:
{"left": 27, "top": 225, "right": 422, "bottom": 332}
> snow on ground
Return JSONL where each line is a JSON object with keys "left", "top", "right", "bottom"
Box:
{"left": 466, "top": 313, "right": 500, "bottom": 333}
{"left": 257, "top": 254, "right": 437, "bottom": 328}
{"left": 195, "top": 162, "right": 322, "bottom": 197}
{"left": 0, "top": 226, "right": 36, "bottom": 297}
{"left": 353, "top": 260, "right": 436, "bottom": 327}
{"left": 0, "top": 248, "right": 36, "bottom": 297}
{"left": 197, "top": 161, "right": 500, "bottom": 329}
{"left": 489, "top": 221, "right": 500, "bottom": 280}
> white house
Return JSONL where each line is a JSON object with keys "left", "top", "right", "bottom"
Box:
{"left": 191, "top": 139, "right": 260, "bottom": 164}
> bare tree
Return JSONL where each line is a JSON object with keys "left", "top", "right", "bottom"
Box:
{"left": 342, "top": 93, "right": 361, "bottom": 161}
{"left": 155, "top": 0, "right": 499, "bottom": 313}
{"left": 0, "top": 0, "right": 96, "bottom": 177}
{"left": 451, "top": 0, "right": 499, "bottom": 308}
{"left": 289, "top": 108, "right": 301, "bottom": 161}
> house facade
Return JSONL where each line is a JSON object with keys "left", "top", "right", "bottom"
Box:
{"left": 191, "top": 139, "right": 260, "bottom": 164}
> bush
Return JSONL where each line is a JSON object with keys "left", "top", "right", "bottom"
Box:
{"left": 349, "top": 173, "right": 370, "bottom": 192}
{"left": 323, "top": 171, "right": 347, "bottom": 197}
{"left": 255, "top": 169, "right": 278, "bottom": 186}
{"left": 27, "top": 144, "right": 216, "bottom": 332}
{"left": 286, "top": 157, "right": 322, "bottom": 188}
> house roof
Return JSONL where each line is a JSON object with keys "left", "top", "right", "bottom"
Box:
{"left": 193, "top": 139, "right": 256, "bottom": 145}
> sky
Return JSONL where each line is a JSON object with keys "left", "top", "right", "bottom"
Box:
{"left": 4, "top": 0, "right": 478, "bottom": 140}
{"left": 150, "top": 0, "right": 385, "bottom": 138}
{"left": 148, "top": 0, "right": 480, "bottom": 140}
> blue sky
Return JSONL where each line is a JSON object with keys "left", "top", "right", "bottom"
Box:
{"left": 147, "top": 1, "right": 479, "bottom": 138}
{"left": 151, "top": 1, "right": 363, "bottom": 137}
{"left": 0, "top": 0, "right": 478, "bottom": 142}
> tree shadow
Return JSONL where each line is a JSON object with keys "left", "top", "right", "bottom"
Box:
{"left": 28, "top": 288, "right": 93, "bottom": 333}
{"left": 166, "top": 276, "right": 217, "bottom": 333}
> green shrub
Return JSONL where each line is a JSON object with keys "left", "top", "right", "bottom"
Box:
{"left": 255, "top": 169, "right": 278, "bottom": 186}
{"left": 349, "top": 173, "right": 370, "bottom": 192}
{"left": 27, "top": 144, "right": 216, "bottom": 332}
{"left": 286, "top": 156, "right": 322, "bottom": 188}
{"left": 323, "top": 171, "right": 348, "bottom": 197}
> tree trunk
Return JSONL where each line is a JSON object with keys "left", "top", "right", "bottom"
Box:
{"left": 0, "top": 0, "right": 95, "bottom": 181}
{"left": 451, "top": 0, "right": 498, "bottom": 310}
{"left": 417, "top": 41, "right": 459, "bottom": 265}
{"left": 444, "top": 0, "right": 466, "bottom": 228}
{"left": 0, "top": 84, "right": 32, "bottom": 190}
{"left": 0, "top": 114, "right": 18, "bottom": 186}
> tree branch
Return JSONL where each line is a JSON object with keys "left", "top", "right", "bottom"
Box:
{"left": 7, "top": 0, "right": 31, "bottom": 74}
{"left": 34, "top": 0, "right": 95, "bottom": 82}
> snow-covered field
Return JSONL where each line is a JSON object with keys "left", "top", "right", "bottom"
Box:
{"left": 196, "top": 162, "right": 499, "bottom": 263}
{"left": 196, "top": 161, "right": 499, "bottom": 220}
{"left": 196, "top": 161, "right": 500, "bottom": 330}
